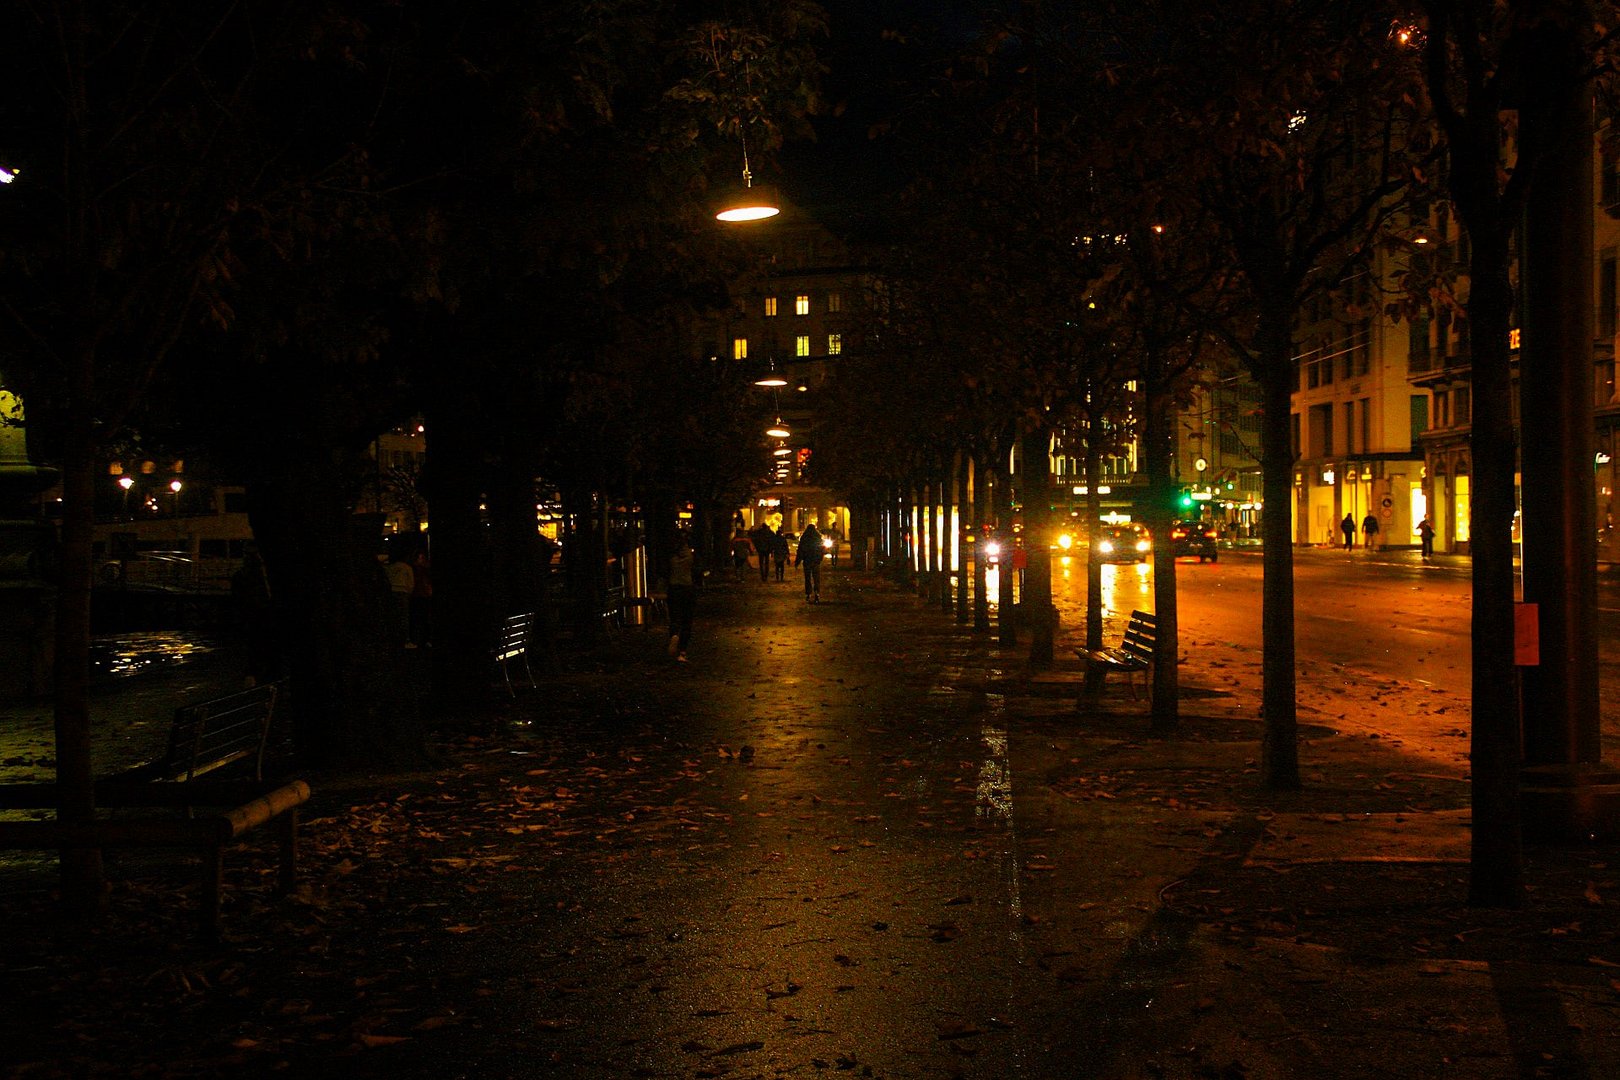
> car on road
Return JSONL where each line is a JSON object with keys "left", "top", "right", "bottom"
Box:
{"left": 1093, "top": 523, "right": 1151, "bottom": 563}
{"left": 1170, "top": 519, "right": 1220, "bottom": 562}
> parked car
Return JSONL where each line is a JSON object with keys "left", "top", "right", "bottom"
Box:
{"left": 1093, "top": 524, "right": 1151, "bottom": 563}
{"left": 1170, "top": 519, "right": 1220, "bottom": 562}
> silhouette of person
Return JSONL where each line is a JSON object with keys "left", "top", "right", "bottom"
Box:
{"left": 796, "top": 523, "right": 826, "bottom": 602}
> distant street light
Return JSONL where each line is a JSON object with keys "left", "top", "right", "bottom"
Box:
{"left": 168, "top": 478, "right": 182, "bottom": 515}
{"left": 118, "top": 475, "right": 133, "bottom": 518}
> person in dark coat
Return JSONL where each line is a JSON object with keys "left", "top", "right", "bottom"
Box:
{"left": 1340, "top": 513, "right": 1356, "bottom": 550}
{"left": 772, "top": 529, "right": 789, "bottom": 582}
{"left": 749, "top": 524, "right": 773, "bottom": 582}
{"left": 795, "top": 523, "right": 826, "bottom": 602}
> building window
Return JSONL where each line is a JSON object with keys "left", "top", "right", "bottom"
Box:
{"left": 1359, "top": 397, "right": 1371, "bottom": 450}
{"left": 733, "top": 337, "right": 748, "bottom": 360}
{"left": 795, "top": 335, "right": 810, "bottom": 357}
{"left": 1601, "top": 253, "right": 1617, "bottom": 339}
{"left": 1348, "top": 320, "right": 1371, "bottom": 378}
{"left": 795, "top": 294, "right": 810, "bottom": 316}
{"left": 1409, "top": 312, "right": 1432, "bottom": 372}
{"left": 827, "top": 291, "right": 843, "bottom": 313}
{"left": 764, "top": 297, "right": 778, "bottom": 317}
{"left": 1343, "top": 402, "right": 1356, "bottom": 454}
{"left": 1604, "top": 142, "right": 1620, "bottom": 211}
{"left": 827, "top": 333, "right": 842, "bottom": 355}
{"left": 1410, "top": 394, "right": 1429, "bottom": 439}
{"left": 1455, "top": 386, "right": 1471, "bottom": 426}
{"left": 1309, "top": 403, "right": 1333, "bottom": 458}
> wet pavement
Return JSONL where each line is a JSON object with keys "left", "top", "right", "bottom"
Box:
{"left": 3, "top": 567, "right": 1620, "bottom": 1078}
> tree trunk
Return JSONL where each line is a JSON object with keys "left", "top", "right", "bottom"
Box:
{"left": 993, "top": 439, "right": 1018, "bottom": 647}
{"left": 423, "top": 404, "right": 501, "bottom": 714}
{"left": 1020, "top": 425, "right": 1055, "bottom": 667}
{"left": 1142, "top": 391, "right": 1181, "bottom": 731}
{"left": 1079, "top": 410, "right": 1109, "bottom": 701}
{"left": 1083, "top": 421, "right": 1105, "bottom": 655}
{"left": 53, "top": 400, "right": 105, "bottom": 917}
{"left": 1256, "top": 312, "right": 1301, "bottom": 790}
{"left": 942, "top": 457, "right": 958, "bottom": 616}
{"left": 1465, "top": 226, "right": 1525, "bottom": 905}
{"left": 249, "top": 454, "right": 427, "bottom": 771}
{"left": 919, "top": 476, "right": 934, "bottom": 602}
{"left": 972, "top": 454, "right": 991, "bottom": 633}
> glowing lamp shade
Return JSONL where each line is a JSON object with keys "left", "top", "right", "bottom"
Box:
{"left": 715, "top": 179, "right": 780, "bottom": 223}
{"left": 753, "top": 374, "right": 788, "bottom": 387}
{"left": 765, "top": 420, "right": 791, "bottom": 439}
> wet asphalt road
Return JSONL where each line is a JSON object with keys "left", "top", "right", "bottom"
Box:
{"left": 336, "top": 569, "right": 1203, "bottom": 1079}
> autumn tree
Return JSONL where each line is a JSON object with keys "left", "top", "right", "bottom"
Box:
{"left": 1414, "top": 0, "right": 1618, "bottom": 906}
{"left": 1095, "top": 0, "right": 1426, "bottom": 786}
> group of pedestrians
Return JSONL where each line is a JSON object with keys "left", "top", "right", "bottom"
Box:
{"left": 667, "top": 521, "right": 832, "bottom": 664}
{"left": 741, "top": 522, "right": 829, "bottom": 600}
{"left": 1339, "top": 511, "right": 1437, "bottom": 558}
{"left": 746, "top": 522, "right": 791, "bottom": 584}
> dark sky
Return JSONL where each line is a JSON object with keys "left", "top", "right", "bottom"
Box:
{"left": 779, "top": 0, "right": 982, "bottom": 241}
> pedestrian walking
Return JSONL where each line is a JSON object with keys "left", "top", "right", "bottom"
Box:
{"left": 796, "top": 522, "right": 826, "bottom": 603}
{"left": 1417, "top": 516, "right": 1435, "bottom": 558}
{"left": 1361, "top": 512, "right": 1380, "bottom": 551}
{"left": 665, "top": 533, "right": 698, "bottom": 662}
{"left": 750, "top": 523, "right": 773, "bottom": 583}
{"left": 772, "top": 530, "right": 789, "bottom": 582}
{"left": 1341, "top": 513, "right": 1356, "bottom": 550}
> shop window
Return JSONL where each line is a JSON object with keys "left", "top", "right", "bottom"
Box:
{"left": 1454, "top": 475, "right": 1471, "bottom": 543}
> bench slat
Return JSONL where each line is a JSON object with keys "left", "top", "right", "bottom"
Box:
{"left": 1080, "top": 609, "right": 1157, "bottom": 702}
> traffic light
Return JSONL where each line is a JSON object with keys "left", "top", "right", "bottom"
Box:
{"left": 1176, "top": 490, "right": 1195, "bottom": 512}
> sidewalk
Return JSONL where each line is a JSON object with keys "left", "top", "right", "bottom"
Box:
{"left": 3, "top": 569, "right": 1618, "bottom": 1078}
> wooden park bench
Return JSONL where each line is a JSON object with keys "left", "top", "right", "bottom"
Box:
{"left": 0, "top": 681, "right": 309, "bottom": 941}
{"left": 1076, "top": 609, "right": 1157, "bottom": 703}
{"left": 493, "top": 611, "right": 538, "bottom": 696}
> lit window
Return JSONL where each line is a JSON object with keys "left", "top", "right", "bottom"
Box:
{"left": 733, "top": 337, "right": 748, "bottom": 360}
{"left": 764, "top": 297, "right": 777, "bottom": 317}
{"left": 795, "top": 294, "right": 810, "bottom": 315}
{"left": 827, "top": 333, "right": 842, "bottom": 355}
{"left": 796, "top": 335, "right": 810, "bottom": 356}
{"left": 827, "top": 292, "right": 843, "bottom": 313}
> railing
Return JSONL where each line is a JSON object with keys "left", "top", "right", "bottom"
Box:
{"left": 100, "top": 552, "right": 237, "bottom": 594}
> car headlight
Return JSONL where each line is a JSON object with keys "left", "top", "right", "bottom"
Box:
{"left": 984, "top": 541, "right": 1001, "bottom": 558}
{"left": 823, "top": 537, "right": 834, "bottom": 549}
{"left": 1136, "top": 539, "right": 1151, "bottom": 553}
{"left": 1057, "top": 533, "right": 1073, "bottom": 550}
{"left": 1099, "top": 540, "right": 1115, "bottom": 554}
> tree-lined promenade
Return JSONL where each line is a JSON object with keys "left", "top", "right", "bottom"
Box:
{"left": 2, "top": 1, "right": 1615, "bottom": 925}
